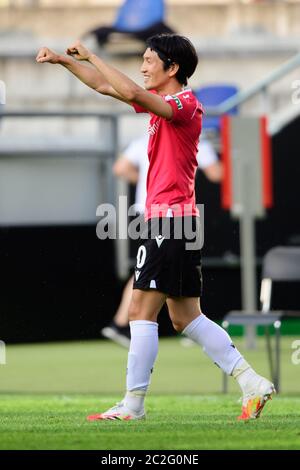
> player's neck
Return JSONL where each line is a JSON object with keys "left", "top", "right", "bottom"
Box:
{"left": 156, "top": 79, "right": 184, "bottom": 96}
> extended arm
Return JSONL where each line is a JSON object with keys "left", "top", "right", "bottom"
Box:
{"left": 88, "top": 53, "right": 173, "bottom": 118}
{"left": 65, "top": 41, "right": 174, "bottom": 119}
{"left": 36, "top": 42, "right": 174, "bottom": 118}
{"left": 36, "top": 47, "right": 130, "bottom": 103}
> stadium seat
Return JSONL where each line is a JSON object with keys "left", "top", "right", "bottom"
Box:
{"left": 114, "top": 0, "right": 164, "bottom": 32}
{"left": 222, "top": 246, "right": 300, "bottom": 393}
{"left": 88, "top": 0, "right": 174, "bottom": 47}
{"left": 194, "top": 84, "right": 239, "bottom": 132}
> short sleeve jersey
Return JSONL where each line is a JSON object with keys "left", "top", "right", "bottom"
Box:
{"left": 133, "top": 89, "right": 203, "bottom": 220}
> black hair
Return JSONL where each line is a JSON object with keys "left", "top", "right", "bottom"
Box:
{"left": 145, "top": 34, "right": 198, "bottom": 86}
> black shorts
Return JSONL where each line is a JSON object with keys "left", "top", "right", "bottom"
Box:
{"left": 133, "top": 216, "right": 203, "bottom": 297}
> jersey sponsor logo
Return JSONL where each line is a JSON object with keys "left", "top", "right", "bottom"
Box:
{"left": 172, "top": 95, "right": 183, "bottom": 110}
{"left": 155, "top": 235, "right": 165, "bottom": 248}
{"left": 135, "top": 270, "right": 141, "bottom": 281}
{"left": 148, "top": 121, "right": 160, "bottom": 136}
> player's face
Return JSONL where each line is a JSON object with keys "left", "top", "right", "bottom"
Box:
{"left": 141, "top": 48, "right": 170, "bottom": 91}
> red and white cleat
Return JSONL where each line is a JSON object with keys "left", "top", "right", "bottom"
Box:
{"left": 87, "top": 402, "right": 145, "bottom": 422}
{"left": 238, "top": 377, "right": 276, "bottom": 421}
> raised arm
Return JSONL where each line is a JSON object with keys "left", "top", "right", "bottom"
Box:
{"left": 35, "top": 47, "right": 130, "bottom": 103}
{"left": 88, "top": 53, "right": 173, "bottom": 118}
{"left": 65, "top": 41, "right": 174, "bottom": 119}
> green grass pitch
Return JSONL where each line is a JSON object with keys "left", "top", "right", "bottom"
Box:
{"left": 0, "top": 337, "right": 299, "bottom": 450}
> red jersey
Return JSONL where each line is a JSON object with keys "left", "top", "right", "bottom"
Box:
{"left": 133, "top": 89, "right": 203, "bottom": 220}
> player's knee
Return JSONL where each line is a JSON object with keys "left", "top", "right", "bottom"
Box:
{"left": 171, "top": 319, "right": 185, "bottom": 333}
{"left": 128, "top": 303, "right": 159, "bottom": 322}
{"left": 128, "top": 303, "right": 140, "bottom": 322}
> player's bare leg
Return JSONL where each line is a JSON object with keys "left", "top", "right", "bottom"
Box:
{"left": 167, "top": 296, "right": 201, "bottom": 332}
{"left": 101, "top": 276, "right": 133, "bottom": 347}
{"left": 114, "top": 276, "right": 134, "bottom": 326}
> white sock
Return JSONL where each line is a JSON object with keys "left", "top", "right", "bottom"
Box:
{"left": 124, "top": 320, "right": 158, "bottom": 412}
{"left": 124, "top": 390, "right": 146, "bottom": 415}
{"left": 231, "top": 359, "right": 260, "bottom": 393}
{"left": 182, "top": 314, "right": 243, "bottom": 375}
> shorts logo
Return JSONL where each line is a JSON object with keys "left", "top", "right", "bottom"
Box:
{"left": 135, "top": 270, "right": 141, "bottom": 281}
{"left": 155, "top": 235, "right": 165, "bottom": 248}
{"left": 172, "top": 95, "right": 183, "bottom": 110}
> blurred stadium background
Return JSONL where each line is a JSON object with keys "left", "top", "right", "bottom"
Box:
{"left": 0, "top": 0, "right": 300, "bottom": 410}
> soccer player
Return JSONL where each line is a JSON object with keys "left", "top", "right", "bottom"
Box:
{"left": 36, "top": 34, "right": 275, "bottom": 421}
{"left": 102, "top": 134, "right": 223, "bottom": 348}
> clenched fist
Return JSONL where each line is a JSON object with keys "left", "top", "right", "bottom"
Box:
{"left": 66, "top": 41, "right": 92, "bottom": 61}
{"left": 36, "top": 47, "right": 60, "bottom": 64}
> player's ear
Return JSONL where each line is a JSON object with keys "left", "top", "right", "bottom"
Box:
{"left": 168, "top": 62, "right": 179, "bottom": 78}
